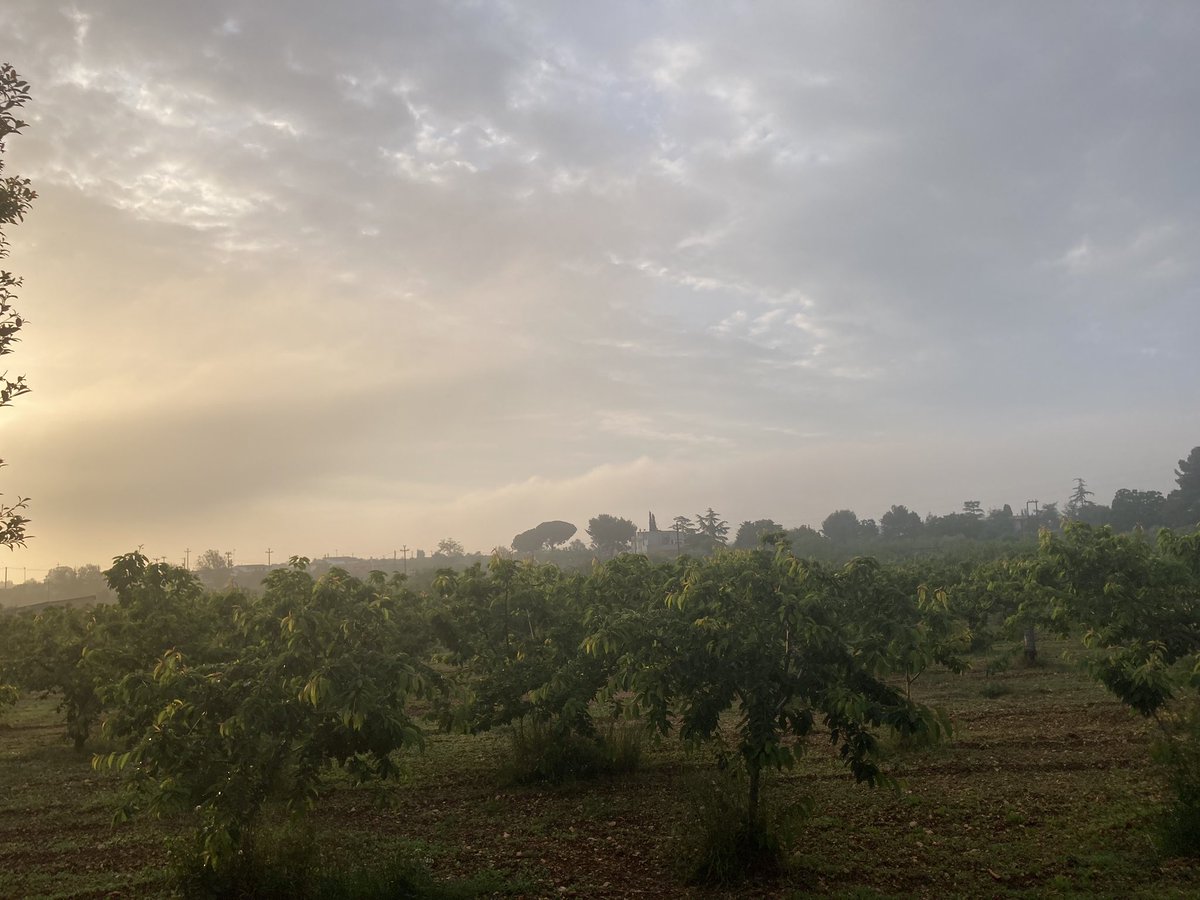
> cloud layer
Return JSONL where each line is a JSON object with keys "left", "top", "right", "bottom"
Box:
{"left": 1, "top": 2, "right": 1197, "bottom": 569}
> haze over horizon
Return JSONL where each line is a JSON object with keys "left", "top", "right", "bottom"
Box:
{"left": 1, "top": 2, "right": 1197, "bottom": 573}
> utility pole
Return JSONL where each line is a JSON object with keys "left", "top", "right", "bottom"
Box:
{"left": 400, "top": 545, "right": 410, "bottom": 575}
{"left": 266, "top": 548, "right": 273, "bottom": 567}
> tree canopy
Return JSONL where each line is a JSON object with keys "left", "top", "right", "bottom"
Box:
{"left": 732, "top": 519, "right": 784, "bottom": 549}
{"left": 1167, "top": 447, "right": 1200, "bottom": 528}
{"left": 821, "top": 509, "right": 872, "bottom": 543}
{"left": 511, "top": 520, "right": 577, "bottom": 554}
{"left": 435, "top": 537, "right": 466, "bottom": 557}
{"left": 587, "top": 514, "right": 637, "bottom": 557}
{"left": 195, "top": 549, "right": 231, "bottom": 572}
{"left": 0, "top": 64, "right": 34, "bottom": 548}
{"left": 879, "top": 505, "right": 922, "bottom": 540}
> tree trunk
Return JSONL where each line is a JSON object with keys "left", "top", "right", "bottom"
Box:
{"left": 746, "top": 763, "right": 762, "bottom": 834}
{"left": 1023, "top": 625, "right": 1038, "bottom": 663}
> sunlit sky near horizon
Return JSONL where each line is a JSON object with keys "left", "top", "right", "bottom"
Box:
{"left": 1, "top": 1, "right": 1197, "bottom": 573}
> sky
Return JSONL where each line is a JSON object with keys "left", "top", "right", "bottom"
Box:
{"left": 0, "top": 1, "right": 1197, "bottom": 574}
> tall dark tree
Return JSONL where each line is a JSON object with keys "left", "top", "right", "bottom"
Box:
{"left": 511, "top": 528, "right": 542, "bottom": 555}
{"left": 821, "top": 509, "right": 863, "bottom": 543}
{"left": 0, "top": 65, "right": 35, "bottom": 548}
{"left": 1166, "top": 447, "right": 1200, "bottom": 528}
{"left": 535, "top": 520, "right": 577, "bottom": 549}
{"left": 732, "top": 518, "right": 784, "bottom": 549}
{"left": 587, "top": 514, "right": 637, "bottom": 557}
{"left": 512, "top": 520, "right": 577, "bottom": 555}
{"left": 1065, "top": 478, "right": 1095, "bottom": 519}
{"left": 694, "top": 508, "right": 730, "bottom": 547}
{"left": 787, "top": 525, "right": 831, "bottom": 558}
{"left": 1110, "top": 488, "right": 1166, "bottom": 533}
{"left": 880, "top": 505, "right": 923, "bottom": 540}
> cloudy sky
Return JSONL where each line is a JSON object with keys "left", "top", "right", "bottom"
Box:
{"left": 1, "top": 1, "right": 1197, "bottom": 572}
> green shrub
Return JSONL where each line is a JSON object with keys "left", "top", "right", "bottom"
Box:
{"left": 0, "top": 683, "right": 17, "bottom": 718}
{"left": 1154, "top": 707, "right": 1200, "bottom": 857}
{"left": 676, "top": 764, "right": 810, "bottom": 886}
{"left": 984, "top": 654, "right": 1012, "bottom": 678}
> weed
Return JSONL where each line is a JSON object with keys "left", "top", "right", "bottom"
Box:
{"left": 599, "top": 720, "right": 643, "bottom": 773}
{"left": 504, "top": 716, "right": 641, "bottom": 785}
{"left": 174, "top": 819, "right": 323, "bottom": 899}
{"left": 675, "top": 764, "right": 810, "bottom": 885}
{"left": 984, "top": 654, "right": 1012, "bottom": 678}
{"left": 980, "top": 682, "right": 1011, "bottom": 699}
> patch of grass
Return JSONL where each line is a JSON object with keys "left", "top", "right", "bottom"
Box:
{"left": 600, "top": 720, "right": 643, "bottom": 773}
{"left": 503, "top": 716, "right": 642, "bottom": 785}
{"left": 175, "top": 820, "right": 534, "bottom": 899}
{"left": 980, "top": 681, "right": 1012, "bottom": 699}
{"left": 0, "top": 682, "right": 18, "bottom": 719}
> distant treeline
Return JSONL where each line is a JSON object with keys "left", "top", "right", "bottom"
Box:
{"left": 5, "top": 445, "right": 1195, "bottom": 609}
{"left": 534, "top": 444, "right": 1200, "bottom": 564}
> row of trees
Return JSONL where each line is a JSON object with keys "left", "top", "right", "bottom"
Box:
{"left": 501, "top": 447, "right": 1200, "bottom": 566}
{"left": 0, "top": 545, "right": 967, "bottom": 878}
{"left": 5, "top": 520, "right": 1199, "bottom": 882}
{"left": 13, "top": 448, "right": 1188, "bottom": 593}
{"left": 820, "top": 447, "right": 1199, "bottom": 545}
{"left": 1059, "top": 451, "right": 1200, "bottom": 532}
{"left": 573, "top": 509, "right": 735, "bottom": 557}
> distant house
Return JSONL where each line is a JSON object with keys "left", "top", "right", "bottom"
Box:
{"left": 633, "top": 511, "right": 681, "bottom": 555}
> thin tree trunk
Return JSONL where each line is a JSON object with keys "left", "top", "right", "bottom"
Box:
{"left": 747, "top": 763, "right": 762, "bottom": 833}
{"left": 1023, "top": 625, "right": 1038, "bottom": 663}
